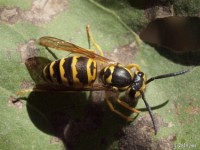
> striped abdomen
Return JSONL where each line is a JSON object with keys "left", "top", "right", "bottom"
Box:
{"left": 42, "top": 56, "right": 97, "bottom": 87}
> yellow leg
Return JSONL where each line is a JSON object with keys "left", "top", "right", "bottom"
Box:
{"left": 16, "top": 89, "right": 34, "bottom": 95}
{"left": 16, "top": 88, "right": 49, "bottom": 95}
{"left": 105, "top": 98, "right": 133, "bottom": 122}
{"left": 86, "top": 25, "right": 104, "bottom": 57}
{"left": 126, "top": 64, "right": 141, "bottom": 72}
{"left": 115, "top": 98, "right": 140, "bottom": 113}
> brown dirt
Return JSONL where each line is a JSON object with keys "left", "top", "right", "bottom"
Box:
{"left": 0, "top": 0, "right": 68, "bottom": 25}
{"left": 106, "top": 42, "right": 138, "bottom": 65}
{"left": 8, "top": 96, "right": 24, "bottom": 109}
{"left": 119, "top": 114, "right": 175, "bottom": 150}
{"left": 145, "top": 5, "right": 174, "bottom": 21}
{"left": 16, "top": 39, "right": 38, "bottom": 63}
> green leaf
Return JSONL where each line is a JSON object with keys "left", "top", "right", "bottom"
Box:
{"left": 0, "top": 0, "right": 200, "bottom": 150}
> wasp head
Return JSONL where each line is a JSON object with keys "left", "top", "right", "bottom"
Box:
{"left": 127, "top": 71, "right": 146, "bottom": 100}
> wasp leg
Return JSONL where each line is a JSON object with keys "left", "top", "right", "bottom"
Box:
{"left": 105, "top": 98, "right": 133, "bottom": 121}
{"left": 115, "top": 98, "right": 141, "bottom": 113}
{"left": 16, "top": 88, "right": 49, "bottom": 95}
{"left": 126, "top": 64, "right": 141, "bottom": 72}
{"left": 16, "top": 85, "right": 56, "bottom": 95}
{"left": 16, "top": 88, "right": 34, "bottom": 95}
{"left": 86, "top": 25, "right": 104, "bottom": 57}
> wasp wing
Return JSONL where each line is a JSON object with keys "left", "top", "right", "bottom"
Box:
{"left": 38, "top": 36, "right": 116, "bottom": 64}
{"left": 33, "top": 84, "right": 111, "bottom": 92}
{"left": 16, "top": 84, "right": 111, "bottom": 95}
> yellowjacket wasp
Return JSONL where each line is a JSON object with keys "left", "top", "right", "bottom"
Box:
{"left": 18, "top": 26, "right": 190, "bottom": 135}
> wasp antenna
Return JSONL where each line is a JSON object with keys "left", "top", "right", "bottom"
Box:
{"left": 145, "top": 69, "right": 191, "bottom": 85}
{"left": 140, "top": 91, "right": 157, "bottom": 135}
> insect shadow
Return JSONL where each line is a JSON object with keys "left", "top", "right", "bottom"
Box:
{"left": 20, "top": 56, "right": 168, "bottom": 149}
{"left": 20, "top": 56, "right": 130, "bottom": 149}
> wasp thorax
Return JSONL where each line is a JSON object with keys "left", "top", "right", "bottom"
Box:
{"left": 100, "top": 64, "right": 133, "bottom": 91}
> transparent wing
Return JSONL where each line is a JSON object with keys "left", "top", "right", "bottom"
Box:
{"left": 33, "top": 84, "right": 111, "bottom": 92}
{"left": 38, "top": 36, "right": 116, "bottom": 64}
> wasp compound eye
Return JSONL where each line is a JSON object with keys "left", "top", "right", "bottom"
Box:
{"left": 137, "top": 72, "right": 144, "bottom": 77}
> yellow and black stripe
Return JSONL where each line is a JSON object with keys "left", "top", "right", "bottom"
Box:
{"left": 42, "top": 56, "right": 97, "bottom": 87}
